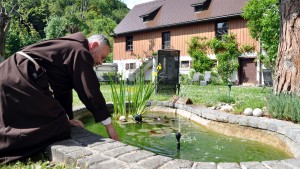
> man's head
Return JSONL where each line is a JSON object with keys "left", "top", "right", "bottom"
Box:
{"left": 88, "top": 34, "right": 111, "bottom": 66}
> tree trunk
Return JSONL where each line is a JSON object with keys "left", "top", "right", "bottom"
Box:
{"left": 274, "top": 0, "right": 300, "bottom": 95}
{"left": 0, "top": 6, "right": 10, "bottom": 62}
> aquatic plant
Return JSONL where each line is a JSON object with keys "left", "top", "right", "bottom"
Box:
{"left": 109, "top": 63, "right": 161, "bottom": 120}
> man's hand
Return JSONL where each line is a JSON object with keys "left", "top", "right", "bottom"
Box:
{"left": 105, "top": 123, "right": 120, "bottom": 141}
{"left": 69, "top": 119, "right": 84, "bottom": 128}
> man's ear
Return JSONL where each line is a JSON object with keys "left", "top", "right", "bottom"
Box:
{"left": 90, "top": 42, "right": 99, "bottom": 51}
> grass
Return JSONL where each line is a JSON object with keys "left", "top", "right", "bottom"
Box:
{"left": 73, "top": 84, "right": 272, "bottom": 114}
{"left": 4, "top": 84, "right": 271, "bottom": 168}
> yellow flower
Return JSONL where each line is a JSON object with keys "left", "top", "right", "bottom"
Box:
{"left": 152, "top": 72, "right": 158, "bottom": 77}
{"left": 157, "top": 63, "right": 162, "bottom": 70}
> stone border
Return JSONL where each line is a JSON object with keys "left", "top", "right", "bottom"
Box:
{"left": 46, "top": 101, "right": 300, "bottom": 169}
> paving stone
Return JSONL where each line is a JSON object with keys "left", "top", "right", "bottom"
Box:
{"left": 46, "top": 139, "right": 82, "bottom": 161}
{"left": 281, "top": 158, "right": 300, "bottom": 169}
{"left": 150, "top": 100, "right": 158, "bottom": 106}
{"left": 182, "top": 105, "right": 191, "bottom": 112}
{"left": 238, "top": 116, "right": 252, "bottom": 126}
{"left": 146, "top": 100, "right": 151, "bottom": 107}
{"left": 217, "top": 162, "right": 241, "bottom": 169}
{"left": 102, "top": 145, "right": 139, "bottom": 158}
{"left": 285, "top": 127, "right": 300, "bottom": 142}
{"left": 296, "top": 134, "right": 300, "bottom": 145}
{"left": 90, "top": 159, "right": 129, "bottom": 169}
{"left": 193, "top": 109, "right": 202, "bottom": 117}
{"left": 228, "top": 115, "right": 242, "bottom": 124}
{"left": 159, "top": 159, "right": 193, "bottom": 169}
{"left": 73, "top": 136, "right": 105, "bottom": 146}
{"left": 267, "top": 120, "right": 278, "bottom": 132}
{"left": 65, "top": 149, "right": 93, "bottom": 165}
{"left": 156, "top": 101, "right": 164, "bottom": 106}
{"left": 262, "top": 160, "right": 294, "bottom": 169}
{"left": 240, "top": 162, "right": 268, "bottom": 169}
{"left": 91, "top": 141, "right": 126, "bottom": 152}
{"left": 53, "top": 146, "right": 85, "bottom": 163}
{"left": 192, "top": 162, "right": 216, "bottom": 169}
{"left": 257, "top": 118, "right": 270, "bottom": 130}
{"left": 175, "top": 103, "right": 183, "bottom": 109}
{"left": 203, "top": 111, "right": 218, "bottom": 121}
{"left": 274, "top": 121, "right": 295, "bottom": 135}
{"left": 117, "top": 150, "right": 155, "bottom": 163}
{"left": 77, "top": 154, "right": 110, "bottom": 168}
{"left": 136, "top": 155, "right": 173, "bottom": 169}
{"left": 216, "top": 112, "right": 230, "bottom": 123}
{"left": 161, "top": 101, "right": 169, "bottom": 107}
{"left": 248, "top": 117, "right": 259, "bottom": 128}
{"left": 87, "top": 138, "right": 114, "bottom": 147}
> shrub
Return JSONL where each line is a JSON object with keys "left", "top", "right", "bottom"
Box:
{"left": 267, "top": 94, "right": 300, "bottom": 123}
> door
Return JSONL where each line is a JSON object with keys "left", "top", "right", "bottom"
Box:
{"left": 239, "top": 58, "right": 257, "bottom": 85}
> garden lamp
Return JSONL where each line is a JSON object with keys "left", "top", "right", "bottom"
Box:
{"left": 227, "top": 78, "right": 232, "bottom": 105}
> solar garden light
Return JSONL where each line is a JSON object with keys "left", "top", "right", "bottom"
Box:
{"left": 227, "top": 78, "right": 232, "bottom": 105}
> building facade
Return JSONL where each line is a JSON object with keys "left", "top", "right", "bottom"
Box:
{"left": 112, "top": 0, "right": 261, "bottom": 85}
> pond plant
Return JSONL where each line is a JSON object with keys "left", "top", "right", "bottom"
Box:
{"left": 109, "top": 63, "right": 162, "bottom": 122}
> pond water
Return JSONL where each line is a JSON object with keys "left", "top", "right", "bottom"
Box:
{"left": 81, "top": 111, "right": 291, "bottom": 163}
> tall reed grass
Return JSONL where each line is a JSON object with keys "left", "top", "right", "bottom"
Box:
{"left": 109, "top": 65, "right": 158, "bottom": 119}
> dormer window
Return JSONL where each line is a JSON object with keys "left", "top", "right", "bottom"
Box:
{"left": 139, "top": 6, "right": 162, "bottom": 22}
{"left": 194, "top": 5, "right": 203, "bottom": 12}
{"left": 191, "top": 0, "right": 211, "bottom": 13}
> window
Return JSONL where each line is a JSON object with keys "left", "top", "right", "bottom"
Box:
{"left": 162, "top": 32, "right": 170, "bottom": 49}
{"left": 125, "top": 63, "right": 136, "bottom": 70}
{"left": 140, "top": 6, "right": 161, "bottom": 22}
{"left": 126, "top": 35, "right": 133, "bottom": 51}
{"left": 125, "top": 63, "right": 129, "bottom": 70}
{"left": 181, "top": 61, "right": 190, "bottom": 68}
{"left": 216, "top": 22, "right": 228, "bottom": 39}
{"left": 191, "top": 0, "right": 211, "bottom": 13}
{"left": 130, "top": 63, "right": 136, "bottom": 69}
{"left": 194, "top": 5, "right": 203, "bottom": 12}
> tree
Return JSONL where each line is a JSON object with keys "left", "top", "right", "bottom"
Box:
{"left": 274, "top": 0, "right": 300, "bottom": 95}
{"left": 242, "top": 0, "right": 280, "bottom": 69}
{"left": 187, "top": 36, "right": 214, "bottom": 73}
{"left": 0, "top": 5, "right": 10, "bottom": 61}
{"left": 209, "top": 34, "right": 240, "bottom": 83}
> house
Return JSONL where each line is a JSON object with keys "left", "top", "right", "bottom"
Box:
{"left": 112, "top": 0, "right": 261, "bottom": 85}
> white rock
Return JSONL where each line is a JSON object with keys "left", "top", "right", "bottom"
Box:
{"left": 243, "top": 108, "right": 253, "bottom": 116}
{"left": 119, "top": 116, "right": 127, "bottom": 122}
{"left": 220, "top": 105, "right": 234, "bottom": 113}
{"left": 253, "top": 108, "right": 263, "bottom": 117}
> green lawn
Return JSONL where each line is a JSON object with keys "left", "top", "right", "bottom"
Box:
{"left": 73, "top": 84, "right": 272, "bottom": 114}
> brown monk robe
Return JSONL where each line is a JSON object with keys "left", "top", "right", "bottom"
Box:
{"left": 0, "top": 32, "right": 112, "bottom": 163}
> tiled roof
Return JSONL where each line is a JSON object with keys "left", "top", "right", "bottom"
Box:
{"left": 113, "top": 0, "right": 248, "bottom": 35}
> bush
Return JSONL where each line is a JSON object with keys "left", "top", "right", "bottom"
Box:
{"left": 267, "top": 94, "right": 300, "bottom": 123}
{"left": 180, "top": 74, "right": 192, "bottom": 85}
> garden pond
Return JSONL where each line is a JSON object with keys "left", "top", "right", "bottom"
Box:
{"left": 80, "top": 111, "right": 291, "bottom": 163}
